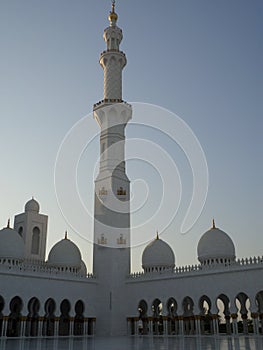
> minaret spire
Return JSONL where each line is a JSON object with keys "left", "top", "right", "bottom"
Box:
{"left": 109, "top": 0, "right": 118, "bottom": 26}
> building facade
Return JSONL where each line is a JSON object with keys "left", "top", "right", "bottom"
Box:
{"left": 0, "top": 3, "right": 262, "bottom": 338}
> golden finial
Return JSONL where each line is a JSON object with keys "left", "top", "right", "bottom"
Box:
{"left": 7, "top": 218, "right": 10, "bottom": 228}
{"left": 109, "top": 0, "right": 118, "bottom": 25}
{"left": 65, "top": 230, "right": 68, "bottom": 240}
{"left": 212, "top": 219, "right": 216, "bottom": 229}
{"left": 156, "top": 230, "right": 159, "bottom": 240}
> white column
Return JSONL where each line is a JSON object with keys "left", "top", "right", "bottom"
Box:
{"left": 163, "top": 318, "right": 168, "bottom": 335}
{"left": 38, "top": 319, "right": 43, "bottom": 337}
{"left": 149, "top": 319, "right": 153, "bottom": 335}
{"left": 252, "top": 314, "right": 259, "bottom": 334}
{"left": 231, "top": 314, "right": 238, "bottom": 335}
{"left": 178, "top": 317, "right": 184, "bottom": 335}
{"left": 21, "top": 317, "right": 26, "bottom": 337}
{"left": 70, "top": 317, "right": 74, "bottom": 336}
{"left": 212, "top": 315, "right": 219, "bottom": 334}
{"left": 1, "top": 318, "right": 7, "bottom": 337}
{"left": 54, "top": 318, "right": 59, "bottom": 337}
{"left": 195, "top": 316, "right": 201, "bottom": 335}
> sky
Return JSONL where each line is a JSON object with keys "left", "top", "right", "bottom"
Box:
{"left": 0, "top": 0, "right": 262, "bottom": 272}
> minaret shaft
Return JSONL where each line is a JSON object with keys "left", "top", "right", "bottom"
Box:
{"left": 92, "top": 4, "right": 132, "bottom": 336}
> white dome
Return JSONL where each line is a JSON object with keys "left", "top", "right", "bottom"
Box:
{"left": 142, "top": 236, "right": 175, "bottom": 272}
{"left": 0, "top": 227, "right": 25, "bottom": 260}
{"left": 80, "top": 260, "right": 87, "bottom": 276}
{"left": 197, "top": 224, "right": 236, "bottom": 264}
{"left": 25, "top": 198, "right": 40, "bottom": 213}
{"left": 48, "top": 237, "right": 81, "bottom": 268}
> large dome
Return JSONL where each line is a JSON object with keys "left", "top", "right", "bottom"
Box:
{"left": 47, "top": 236, "right": 81, "bottom": 268}
{"left": 142, "top": 235, "right": 175, "bottom": 272}
{"left": 0, "top": 227, "right": 25, "bottom": 261}
{"left": 197, "top": 222, "right": 236, "bottom": 265}
{"left": 25, "top": 198, "right": 40, "bottom": 213}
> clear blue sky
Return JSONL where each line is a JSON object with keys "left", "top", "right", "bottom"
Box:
{"left": 0, "top": 0, "right": 262, "bottom": 272}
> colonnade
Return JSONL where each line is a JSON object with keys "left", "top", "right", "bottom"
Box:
{"left": 0, "top": 316, "right": 96, "bottom": 338}
{"left": 127, "top": 313, "right": 263, "bottom": 336}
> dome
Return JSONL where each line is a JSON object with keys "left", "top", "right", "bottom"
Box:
{"left": 108, "top": 2, "right": 118, "bottom": 24}
{"left": 25, "top": 198, "right": 40, "bottom": 213}
{"left": 142, "top": 235, "right": 175, "bottom": 272}
{"left": 47, "top": 236, "right": 81, "bottom": 268}
{"left": 0, "top": 227, "right": 25, "bottom": 260}
{"left": 80, "top": 260, "right": 87, "bottom": 276}
{"left": 197, "top": 222, "right": 236, "bottom": 264}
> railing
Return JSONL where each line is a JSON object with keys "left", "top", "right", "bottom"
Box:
{"left": 128, "top": 255, "right": 263, "bottom": 279}
{"left": 0, "top": 259, "right": 95, "bottom": 280}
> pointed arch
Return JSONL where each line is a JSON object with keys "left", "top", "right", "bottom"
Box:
{"left": 31, "top": 226, "right": 40, "bottom": 254}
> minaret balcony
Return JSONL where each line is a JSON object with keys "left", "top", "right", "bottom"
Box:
{"left": 93, "top": 99, "right": 131, "bottom": 110}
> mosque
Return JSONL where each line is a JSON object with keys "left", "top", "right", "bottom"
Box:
{"left": 0, "top": 3, "right": 262, "bottom": 338}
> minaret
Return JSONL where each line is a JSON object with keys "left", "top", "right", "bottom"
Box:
{"left": 92, "top": 2, "right": 132, "bottom": 336}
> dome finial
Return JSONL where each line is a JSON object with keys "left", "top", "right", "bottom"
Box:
{"left": 108, "top": 0, "right": 118, "bottom": 26}
{"left": 65, "top": 230, "right": 68, "bottom": 240}
{"left": 7, "top": 218, "right": 10, "bottom": 228}
{"left": 212, "top": 218, "right": 216, "bottom": 229}
{"left": 156, "top": 230, "right": 159, "bottom": 240}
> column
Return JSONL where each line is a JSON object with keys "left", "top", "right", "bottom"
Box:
{"left": 69, "top": 317, "right": 74, "bottom": 336}
{"left": 38, "top": 317, "right": 43, "bottom": 337}
{"left": 21, "top": 316, "right": 27, "bottom": 337}
{"left": 190, "top": 317, "right": 195, "bottom": 335}
{"left": 163, "top": 317, "right": 168, "bottom": 335}
{"left": 251, "top": 313, "right": 259, "bottom": 335}
{"left": 242, "top": 315, "right": 248, "bottom": 335}
{"left": 1, "top": 317, "right": 8, "bottom": 337}
{"left": 195, "top": 315, "right": 201, "bottom": 335}
{"left": 231, "top": 314, "right": 238, "bottom": 335}
{"left": 225, "top": 315, "right": 231, "bottom": 335}
{"left": 212, "top": 315, "right": 219, "bottom": 334}
{"left": 178, "top": 316, "right": 184, "bottom": 335}
{"left": 149, "top": 318, "right": 153, "bottom": 335}
{"left": 54, "top": 317, "right": 59, "bottom": 337}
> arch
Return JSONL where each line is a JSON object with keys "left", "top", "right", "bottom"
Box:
{"left": 235, "top": 292, "right": 251, "bottom": 334}
{"left": 138, "top": 300, "right": 148, "bottom": 318}
{"left": 0, "top": 296, "right": 5, "bottom": 337}
{"left": 182, "top": 296, "right": 194, "bottom": 316}
{"left": 31, "top": 227, "right": 40, "bottom": 255}
{"left": 182, "top": 296, "right": 195, "bottom": 335}
{"left": 216, "top": 294, "right": 231, "bottom": 334}
{"left": 25, "top": 297, "right": 40, "bottom": 337}
{"left": 151, "top": 299, "right": 163, "bottom": 335}
{"left": 256, "top": 291, "right": 263, "bottom": 313}
{"left": 167, "top": 297, "right": 177, "bottom": 316}
{"left": 74, "top": 300, "right": 85, "bottom": 336}
{"left": 59, "top": 299, "right": 71, "bottom": 336}
{"left": 7, "top": 296, "right": 23, "bottom": 337}
{"left": 42, "top": 298, "right": 56, "bottom": 336}
{"left": 256, "top": 291, "right": 263, "bottom": 334}
{"left": 199, "top": 295, "right": 213, "bottom": 334}
{"left": 137, "top": 300, "right": 148, "bottom": 335}
{"left": 166, "top": 297, "right": 178, "bottom": 335}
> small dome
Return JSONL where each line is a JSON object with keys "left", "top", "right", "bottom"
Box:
{"left": 25, "top": 198, "right": 40, "bottom": 213}
{"left": 47, "top": 237, "right": 81, "bottom": 268}
{"left": 142, "top": 235, "right": 175, "bottom": 272}
{"left": 108, "top": 2, "right": 118, "bottom": 25}
{"left": 0, "top": 227, "right": 25, "bottom": 260}
{"left": 80, "top": 260, "right": 87, "bottom": 276}
{"left": 197, "top": 223, "right": 236, "bottom": 264}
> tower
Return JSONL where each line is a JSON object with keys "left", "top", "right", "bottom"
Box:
{"left": 93, "top": 2, "right": 132, "bottom": 335}
{"left": 14, "top": 198, "right": 48, "bottom": 261}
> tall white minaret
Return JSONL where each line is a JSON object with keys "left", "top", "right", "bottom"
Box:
{"left": 92, "top": 2, "right": 132, "bottom": 336}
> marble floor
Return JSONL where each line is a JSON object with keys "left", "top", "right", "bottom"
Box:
{"left": 1, "top": 336, "right": 263, "bottom": 350}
